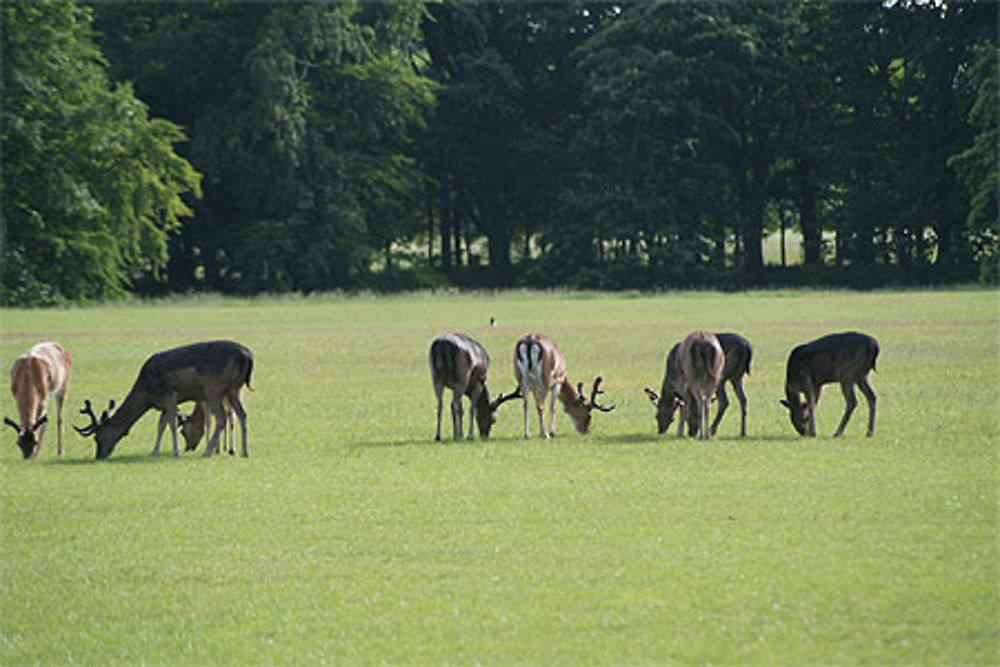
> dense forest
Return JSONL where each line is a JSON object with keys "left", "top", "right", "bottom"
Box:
{"left": 2, "top": 1, "right": 997, "bottom": 305}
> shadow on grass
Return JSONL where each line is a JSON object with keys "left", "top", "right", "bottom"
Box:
{"left": 48, "top": 451, "right": 203, "bottom": 465}
{"left": 594, "top": 432, "right": 804, "bottom": 446}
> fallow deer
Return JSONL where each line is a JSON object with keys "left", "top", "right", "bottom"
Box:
{"left": 711, "top": 333, "right": 752, "bottom": 437}
{"left": 645, "top": 333, "right": 752, "bottom": 438}
{"left": 644, "top": 342, "right": 696, "bottom": 437}
{"left": 781, "top": 331, "right": 879, "bottom": 437}
{"left": 429, "top": 333, "right": 520, "bottom": 441}
{"left": 178, "top": 401, "right": 235, "bottom": 455}
{"left": 513, "top": 333, "right": 615, "bottom": 439}
{"left": 678, "top": 331, "right": 725, "bottom": 440}
{"left": 75, "top": 340, "right": 253, "bottom": 459}
{"left": 5, "top": 342, "right": 71, "bottom": 458}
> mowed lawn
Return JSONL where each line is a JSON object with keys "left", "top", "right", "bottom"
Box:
{"left": 1, "top": 289, "right": 996, "bottom": 664}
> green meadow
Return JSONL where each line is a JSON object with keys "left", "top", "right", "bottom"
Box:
{"left": 1, "top": 289, "right": 997, "bottom": 664}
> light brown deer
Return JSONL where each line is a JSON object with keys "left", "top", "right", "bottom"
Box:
{"left": 513, "top": 333, "right": 615, "bottom": 439}
{"left": 178, "top": 401, "right": 235, "bottom": 455}
{"left": 646, "top": 333, "right": 752, "bottom": 438}
{"left": 679, "top": 331, "right": 725, "bottom": 440}
{"left": 5, "top": 342, "right": 72, "bottom": 458}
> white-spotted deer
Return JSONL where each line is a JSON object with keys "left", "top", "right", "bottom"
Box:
{"left": 513, "top": 333, "right": 615, "bottom": 439}
{"left": 5, "top": 342, "right": 72, "bottom": 458}
{"left": 781, "top": 331, "right": 879, "bottom": 437}
{"left": 429, "top": 333, "right": 520, "bottom": 441}
{"left": 75, "top": 340, "right": 253, "bottom": 459}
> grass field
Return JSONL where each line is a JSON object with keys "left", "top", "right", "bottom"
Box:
{"left": 1, "top": 289, "right": 997, "bottom": 664}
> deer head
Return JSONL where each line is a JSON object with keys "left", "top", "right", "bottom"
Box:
{"left": 74, "top": 399, "right": 116, "bottom": 459}
{"left": 5, "top": 414, "right": 48, "bottom": 459}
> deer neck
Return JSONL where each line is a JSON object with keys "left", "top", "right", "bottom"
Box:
{"left": 104, "top": 385, "right": 154, "bottom": 440}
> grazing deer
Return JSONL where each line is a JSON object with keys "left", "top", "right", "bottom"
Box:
{"left": 75, "top": 340, "right": 253, "bottom": 459}
{"left": 429, "top": 333, "right": 520, "bottom": 441}
{"left": 647, "top": 333, "right": 753, "bottom": 438}
{"left": 178, "top": 401, "right": 235, "bottom": 455}
{"left": 5, "top": 342, "right": 71, "bottom": 458}
{"left": 678, "top": 331, "right": 725, "bottom": 440}
{"left": 781, "top": 331, "right": 879, "bottom": 437}
{"left": 513, "top": 333, "right": 615, "bottom": 439}
{"left": 643, "top": 342, "right": 695, "bottom": 436}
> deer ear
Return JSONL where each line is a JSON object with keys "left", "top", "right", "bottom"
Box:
{"left": 643, "top": 388, "right": 659, "bottom": 406}
{"left": 31, "top": 414, "right": 48, "bottom": 431}
{"left": 4, "top": 417, "right": 19, "bottom": 432}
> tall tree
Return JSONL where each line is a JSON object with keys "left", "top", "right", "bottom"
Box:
{"left": 93, "top": 2, "right": 432, "bottom": 294}
{"left": 2, "top": 0, "right": 201, "bottom": 305}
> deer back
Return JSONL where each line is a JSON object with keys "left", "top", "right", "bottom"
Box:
{"left": 514, "top": 333, "right": 566, "bottom": 397}
{"left": 716, "top": 333, "right": 752, "bottom": 382}
{"left": 429, "top": 333, "right": 489, "bottom": 396}
{"left": 786, "top": 331, "right": 878, "bottom": 393}
{"left": 679, "top": 331, "right": 724, "bottom": 400}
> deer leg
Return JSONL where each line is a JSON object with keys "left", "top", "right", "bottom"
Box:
{"left": 230, "top": 396, "right": 248, "bottom": 457}
{"left": 858, "top": 376, "right": 876, "bottom": 437}
{"left": 674, "top": 401, "right": 685, "bottom": 437}
{"left": 54, "top": 389, "right": 66, "bottom": 457}
{"left": 732, "top": 378, "right": 748, "bottom": 438}
{"left": 549, "top": 381, "right": 563, "bottom": 437}
{"left": 433, "top": 383, "right": 444, "bottom": 441}
{"left": 466, "top": 386, "right": 480, "bottom": 440}
{"left": 166, "top": 404, "right": 182, "bottom": 457}
{"left": 450, "top": 391, "right": 463, "bottom": 441}
{"left": 536, "top": 396, "right": 547, "bottom": 439}
{"left": 834, "top": 382, "right": 857, "bottom": 437}
{"left": 522, "top": 395, "right": 531, "bottom": 440}
{"left": 227, "top": 407, "right": 235, "bottom": 455}
{"left": 710, "top": 384, "right": 729, "bottom": 437}
{"left": 153, "top": 411, "right": 169, "bottom": 456}
{"left": 203, "top": 402, "right": 225, "bottom": 457}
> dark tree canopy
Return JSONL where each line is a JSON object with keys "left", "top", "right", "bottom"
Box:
{"left": 3, "top": 1, "right": 996, "bottom": 305}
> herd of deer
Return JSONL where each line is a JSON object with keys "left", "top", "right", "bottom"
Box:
{"left": 430, "top": 329, "right": 879, "bottom": 444}
{"left": 5, "top": 330, "right": 878, "bottom": 460}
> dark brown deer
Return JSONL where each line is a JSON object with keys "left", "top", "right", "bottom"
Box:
{"left": 711, "top": 333, "right": 752, "bottom": 437}
{"left": 514, "top": 333, "right": 615, "bottom": 439}
{"left": 780, "top": 331, "right": 879, "bottom": 437}
{"left": 429, "top": 333, "right": 520, "bottom": 441}
{"left": 5, "top": 342, "right": 72, "bottom": 458}
{"left": 75, "top": 340, "right": 253, "bottom": 459}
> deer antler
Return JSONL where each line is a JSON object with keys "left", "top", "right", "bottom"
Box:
{"left": 589, "top": 376, "right": 616, "bottom": 412}
{"left": 74, "top": 399, "right": 99, "bottom": 436}
{"left": 74, "top": 399, "right": 113, "bottom": 436}
{"left": 490, "top": 386, "right": 523, "bottom": 411}
{"left": 644, "top": 387, "right": 660, "bottom": 406}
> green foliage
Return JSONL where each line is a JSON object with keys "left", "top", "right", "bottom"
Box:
{"left": 1, "top": 290, "right": 996, "bottom": 662}
{"left": 6, "top": 1, "right": 994, "bottom": 301}
{"left": 0, "top": 0, "right": 201, "bottom": 305}
{"left": 948, "top": 42, "right": 999, "bottom": 284}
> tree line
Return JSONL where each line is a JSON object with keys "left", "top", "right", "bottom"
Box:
{"left": 2, "top": 1, "right": 996, "bottom": 305}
